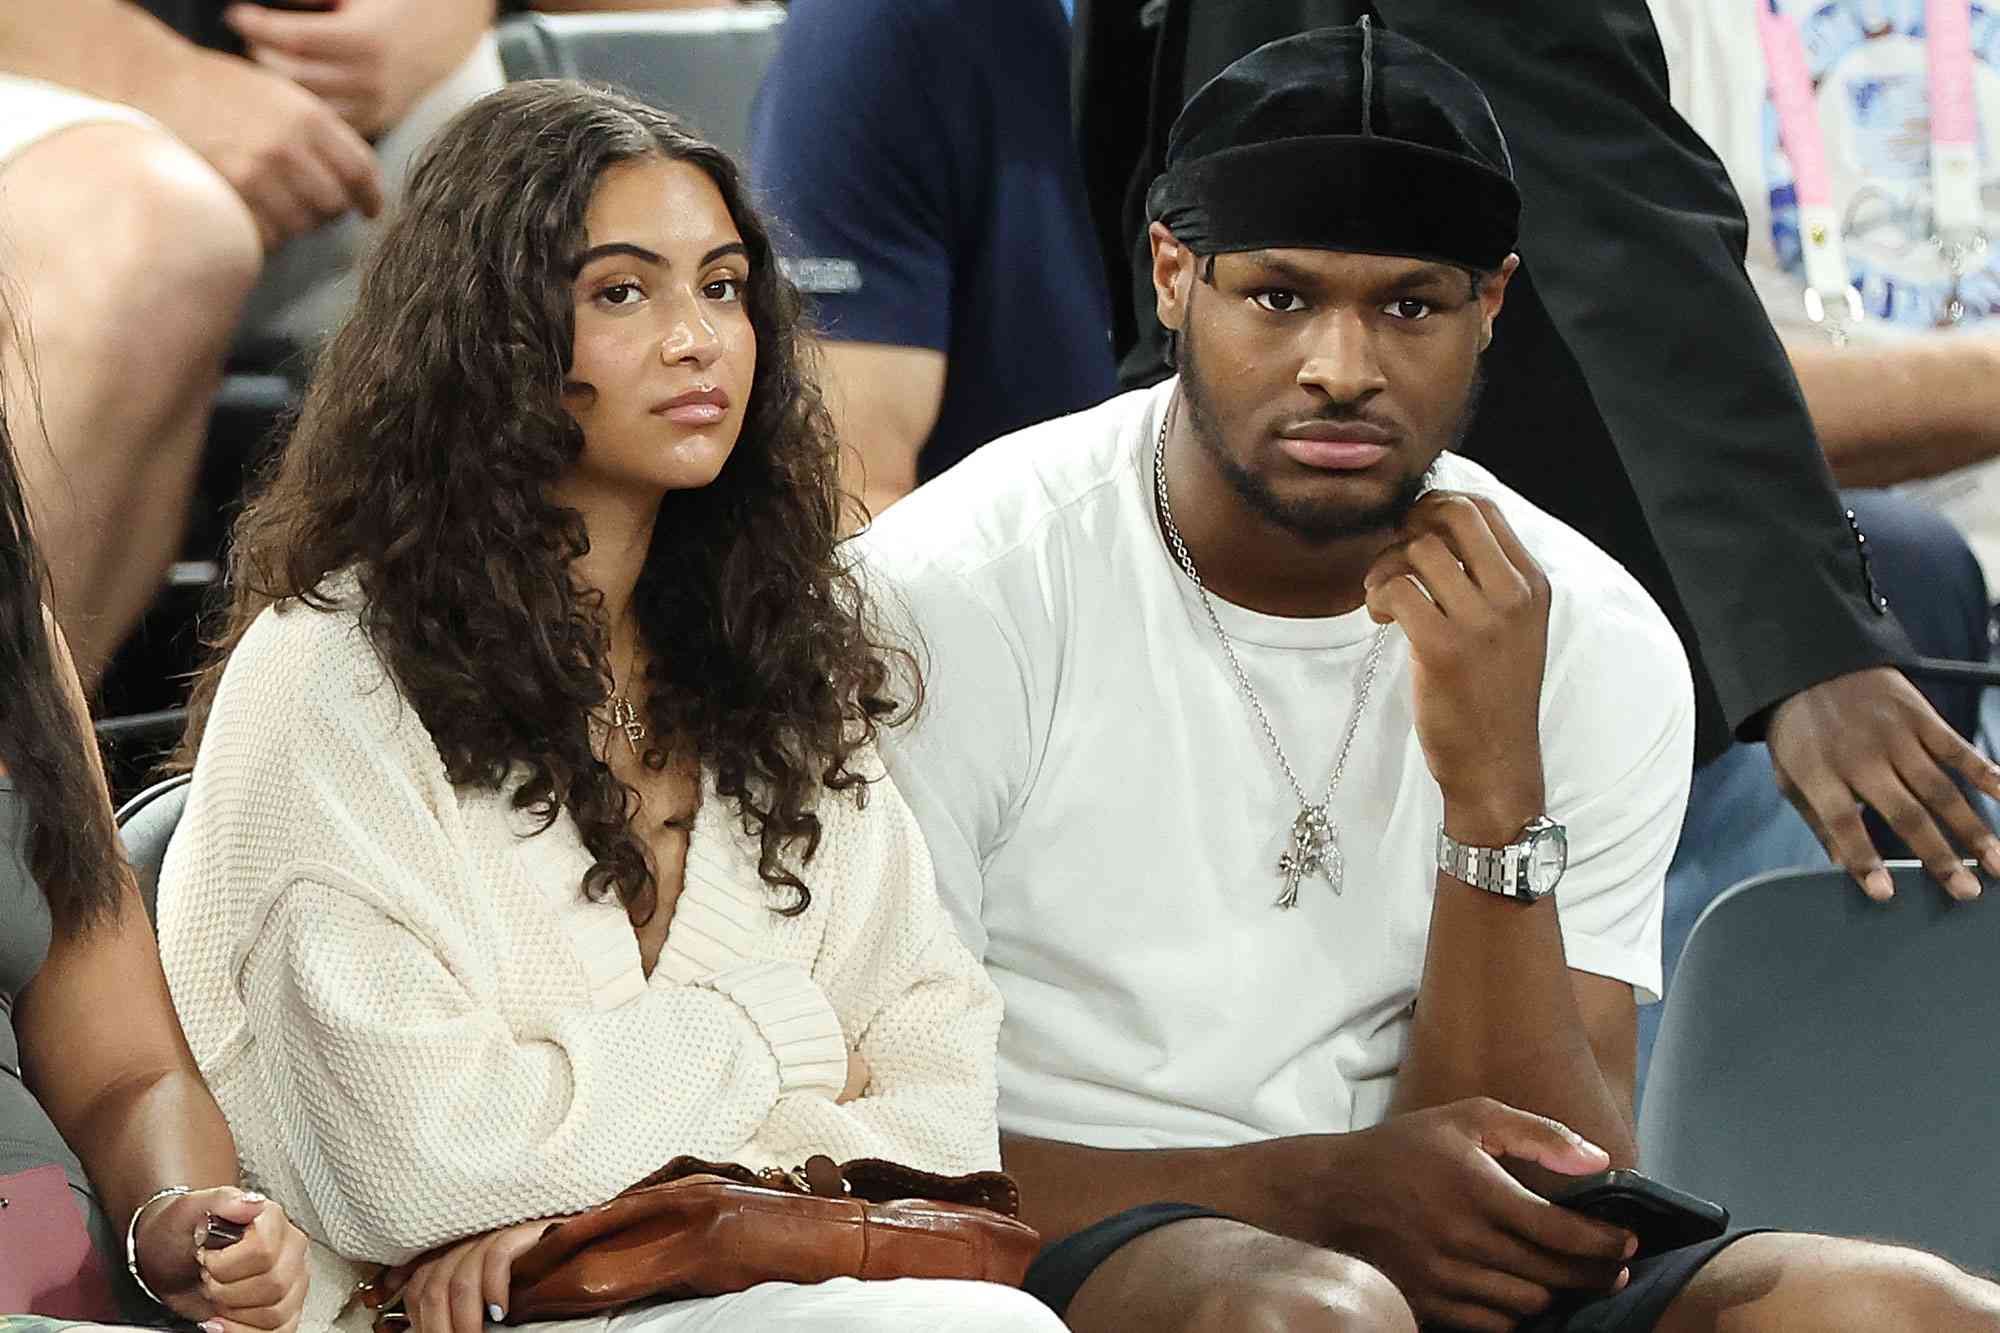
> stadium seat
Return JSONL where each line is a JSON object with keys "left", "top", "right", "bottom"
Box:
{"left": 494, "top": 5, "right": 786, "bottom": 163}
{"left": 1639, "top": 863, "right": 2000, "bottom": 1273}
{"left": 115, "top": 772, "right": 192, "bottom": 926}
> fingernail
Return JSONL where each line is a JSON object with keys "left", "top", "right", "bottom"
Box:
{"left": 1623, "top": 1235, "right": 1639, "bottom": 1260}
{"left": 488, "top": 1304, "right": 505, "bottom": 1324}
{"left": 1981, "top": 843, "right": 2000, "bottom": 877}
{"left": 203, "top": 1321, "right": 225, "bottom": 1333}
{"left": 1952, "top": 868, "right": 1983, "bottom": 900}
{"left": 240, "top": 1190, "right": 267, "bottom": 1203}
{"left": 1615, "top": 1267, "right": 1631, "bottom": 1292}
{"left": 1864, "top": 868, "right": 1894, "bottom": 900}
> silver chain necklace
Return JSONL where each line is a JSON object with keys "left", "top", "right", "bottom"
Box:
{"left": 1153, "top": 411, "right": 1390, "bottom": 908}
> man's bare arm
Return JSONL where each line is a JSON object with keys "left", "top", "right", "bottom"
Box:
{"left": 818, "top": 340, "right": 946, "bottom": 527}
{"left": 0, "top": 0, "right": 196, "bottom": 105}
{"left": 1788, "top": 333, "right": 2000, "bottom": 488}
{"left": 1002, "top": 1133, "right": 1304, "bottom": 1248}
{"left": 530, "top": 1, "right": 757, "bottom": 11}
{"left": 1389, "top": 884, "right": 1641, "bottom": 1175}
{"left": 1368, "top": 494, "right": 1639, "bottom": 1168}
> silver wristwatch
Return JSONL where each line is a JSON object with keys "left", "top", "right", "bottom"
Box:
{"left": 1436, "top": 816, "right": 1568, "bottom": 902}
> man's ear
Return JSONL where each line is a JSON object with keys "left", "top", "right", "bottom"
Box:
{"left": 1477, "top": 253, "right": 1521, "bottom": 350}
{"left": 1149, "top": 222, "right": 1195, "bottom": 334}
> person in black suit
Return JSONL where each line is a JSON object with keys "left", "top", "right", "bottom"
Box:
{"left": 1071, "top": 0, "right": 2000, "bottom": 904}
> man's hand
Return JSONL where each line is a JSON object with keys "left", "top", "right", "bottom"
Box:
{"left": 1364, "top": 492, "right": 1552, "bottom": 844}
{"left": 1768, "top": 666, "right": 2000, "bottom": 901}
{"left": 224, "top": 0, "right": 496, "bottom": 141}
{"left": 1299, "top": 1099, "right": 1634, "bottom": 1333}
{"left": 379, "top": 1218, "right": 561, "bottom": 1333}
{"left": 140, "top": 46, "right": 381, "bottom": 250}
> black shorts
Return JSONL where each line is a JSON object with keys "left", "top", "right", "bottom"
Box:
{"left": 1022, "top": 1202, "right": 1765, "bottom": 1331}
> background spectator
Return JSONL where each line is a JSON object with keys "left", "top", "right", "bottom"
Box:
{"left": 749, "top": 0, "right": 1116, "bottom": 521}
{"left": 0, "top": 315, "right": 307, "bottom": 1329}
{"left": 1648, "top": 0, "right": 2000, "bottom": 606}
{"left": 1632, "top": 0, "right": 2000, "bottom": 1080}
{"left": 0, "top": 0, "right": 502, "bottom": 687}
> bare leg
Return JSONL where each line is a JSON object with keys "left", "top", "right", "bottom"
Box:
{"left": 1656, "top": 1232, "right": 2000, "bottom": 1333}
{"left": 1064, "top": 1217, "right": 1418, "bottom": 1333}
{"left": 0, "top": 121, "right": 261, "bottom": 686}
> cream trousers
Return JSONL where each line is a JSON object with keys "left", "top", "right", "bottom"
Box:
{"left": 545, "top": 1278, "right": 1065, "bottom": 1333}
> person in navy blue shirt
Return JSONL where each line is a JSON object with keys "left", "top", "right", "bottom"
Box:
{"left": 749, "top": 0, "right": 1116, "bottom": 521}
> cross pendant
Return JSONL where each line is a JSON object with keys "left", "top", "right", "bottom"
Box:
{"left": 1274, "top": 808, "right": 1342, "bottom": 909}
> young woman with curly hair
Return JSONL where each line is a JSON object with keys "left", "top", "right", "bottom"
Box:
{"left": 155, "top": 81, "right": 1059, "bottom": 1333}
{"left": 0, "top": 309, "right": 307, "bottom": 1328}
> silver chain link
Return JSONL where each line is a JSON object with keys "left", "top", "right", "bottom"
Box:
{"left": 1153, "top": 410, "right": 1389, "bottom": 816}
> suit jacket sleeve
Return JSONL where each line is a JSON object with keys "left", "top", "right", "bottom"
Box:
{"left": 1378, "top": 0, "right": 1908, "bottom": 747}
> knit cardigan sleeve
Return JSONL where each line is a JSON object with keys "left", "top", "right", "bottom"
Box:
{"left": 165, "top": 604, "right": 847, "bottom": 1264}
{"left": 741, "top": 767, "right": 1004, "bottom": 1175}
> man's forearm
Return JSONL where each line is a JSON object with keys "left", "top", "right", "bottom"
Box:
{"left": 532, "top": 1, "right": 740, "bottom": 9}
{"left": 1001, "top": 1132, "right": 1313, "bottom": 1248}
{"left": 0, "top": 0, "right": 197, "bottom": 107}
{"left": 1389, "top": 870, "right": 1637, "bottom": 1169}
{"left": 1789, "top": 334, "right": 2000, "bottom": 488}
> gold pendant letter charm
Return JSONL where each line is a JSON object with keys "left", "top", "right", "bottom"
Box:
{"left": 608, "top": 697, "right": 646, "bottom": 756}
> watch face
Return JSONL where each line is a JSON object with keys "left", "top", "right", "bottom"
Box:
{"left": 1524, "top": 821, "right": 1569, "bottom": 896}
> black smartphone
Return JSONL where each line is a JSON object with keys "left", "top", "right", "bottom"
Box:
{"left": 1550, "top": 1169, "right": 1728, "bottom": 1259}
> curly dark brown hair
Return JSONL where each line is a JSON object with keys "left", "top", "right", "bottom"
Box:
{"left": 180, "top": 81, "right": 914, "bottom": 922}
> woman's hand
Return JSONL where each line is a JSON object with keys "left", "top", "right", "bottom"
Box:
{"left": 838, "top": 1047, "right": 871, "bottom": 1104}
{"left": 382, "top": 1219, "right": 562, "bottom": 1333}
{"left": 139, "top": 1188, "right": 309, "bottom": 1333}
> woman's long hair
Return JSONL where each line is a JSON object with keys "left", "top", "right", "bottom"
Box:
{"left": 180, "top": 81, "right": 913, "bottom": 922}
{"left": 0, "top": 306, "right": 125, "bottom": 934}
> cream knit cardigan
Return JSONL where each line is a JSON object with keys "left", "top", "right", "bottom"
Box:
{"left": 156, "top": 597, "right": 1003, "bottom": 1333}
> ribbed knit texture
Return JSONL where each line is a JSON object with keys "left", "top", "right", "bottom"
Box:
{"left": 156, "top": 597, "right": 1002, "bottom": 1333}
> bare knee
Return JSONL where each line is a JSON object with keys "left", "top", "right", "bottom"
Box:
{"left": 1822, "top": 1243, "right": 2000, "bottom": 1331}
{"left": 2, "top": 122, "right": 262, "bottom": 351}
{"left": 1180, "top": 1251, "right": 1416, "bottom": 1333}
{"left": 1669, "top": 1234, "right": 2000, "bottom": 1333}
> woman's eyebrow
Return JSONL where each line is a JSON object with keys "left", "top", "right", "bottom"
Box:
{"left": 570, "top": 240, "right": 749, "bottom": 276}
{"left": 571, "top": 241, "right": 664, "bottom": 275}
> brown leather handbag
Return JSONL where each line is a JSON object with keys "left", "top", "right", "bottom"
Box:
{"left": 364, "top": 1155, "right": 1040, "bottom": 1326}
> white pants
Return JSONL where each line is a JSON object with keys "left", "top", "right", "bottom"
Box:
{"left": 539, "top": 1279, "right": 1065, "bottom": 1333}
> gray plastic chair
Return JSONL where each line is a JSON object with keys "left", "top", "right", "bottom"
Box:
{"left": 494, "top": 5, "right": 787, "bottom": 164}
{"left": 1639, "top": 862, "right": 2000, "bottom": 1273}
{"left": 114, "top": 773, "right": 192, "bottom": 927}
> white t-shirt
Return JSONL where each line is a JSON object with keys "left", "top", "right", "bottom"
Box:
{"left": 1649, "top": 0, "right": 2000, "bottom": 587}
{"left": 858, "top": 381, "right": 1695, "bottom": 1151}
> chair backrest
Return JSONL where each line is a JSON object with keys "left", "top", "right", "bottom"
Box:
{"left": 494, "top": 6, "right": 787, "bottom": 165}
{"left": 1638, "top": 863, "right": 2000, "bottom": 1272}
{"left": 114, "top": 773, "right": 193, "bottom": 927}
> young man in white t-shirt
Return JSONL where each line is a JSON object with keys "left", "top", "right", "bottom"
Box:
{"left": 861, "top": 23, "right": 2000, "bottom": 1333}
